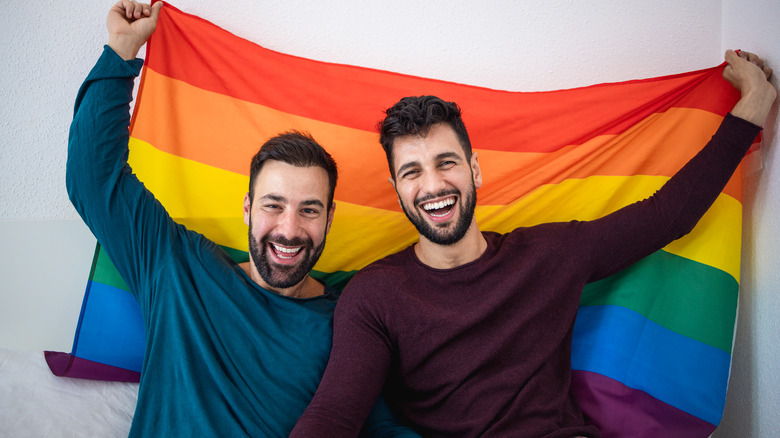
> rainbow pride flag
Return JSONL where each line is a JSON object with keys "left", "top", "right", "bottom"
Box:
{"left": 46, "top": 3, "right": 752, "bottom": 436}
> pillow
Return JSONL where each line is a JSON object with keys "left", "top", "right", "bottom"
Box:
{"left": 2, "top": 348, "right": 138, "bottom": 436}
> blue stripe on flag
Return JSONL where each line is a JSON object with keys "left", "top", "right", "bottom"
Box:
{"left": 72, "top": 280, "right": 145, "bottom": 372}
{"left": 572, "top": 304, "right": 730, "bottom": 425}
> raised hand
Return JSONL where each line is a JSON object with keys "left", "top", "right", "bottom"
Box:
{"left": 107, "top": 1, "right": 164, "bottom": 60}
{"left": 723, "top": 50, "right": 777, "bottom": 127}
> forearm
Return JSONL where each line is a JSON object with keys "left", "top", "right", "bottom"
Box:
{"left": 292, "top": 346, "right": 389, "bottom": 436}
{"left": 587, "top": 113, "right": 760, "bottom": 280}
{"left": 66, "top": 46, "right": 142, "bottom": 234}
{"left": 291, "top": 288, "right": 395, "bottom": 437}
{"left": 651, "top": 113, "right": 759, "bottom": 237}
{"left": 361, "top": 395, "right": 420, "bottom": 437}
{"left": 730, "top": 88, "right": 776, "bottom": 127}
{"left": 66, "top": 46, "right": 177, "bottom": 298}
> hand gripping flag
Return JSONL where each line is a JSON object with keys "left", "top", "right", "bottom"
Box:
{"left": 46, "top": 3, "right": 754, "bottom": 437}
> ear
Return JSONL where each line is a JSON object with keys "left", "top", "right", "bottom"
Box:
{"left": 243, "top": 193, "right": 252, "bottom": 226}
{"left": 471, "top": 152, "right": 483, "bottom": 189}
{"left": 387, "top": 176, "right": 403, "bottom": 208}
{"left": 325, "top": 202, "right": 336, "bottom": 235}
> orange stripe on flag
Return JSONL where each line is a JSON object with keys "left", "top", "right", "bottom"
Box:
{"left": 132, "top": 70, "right": 743, "bottom": 209}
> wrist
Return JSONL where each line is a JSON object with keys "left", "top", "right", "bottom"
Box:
{"left": 731, "top": 83, "right": 777, "bottom": 127}
{"left": 107, "top": 34, "right": 141, "bottom": 61}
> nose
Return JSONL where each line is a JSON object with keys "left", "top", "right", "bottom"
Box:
{"left": 420, "top": 167, "right": 448, "bottom": 197}
{"left": 274, "top": 209, "right": 305, "bottom": 239}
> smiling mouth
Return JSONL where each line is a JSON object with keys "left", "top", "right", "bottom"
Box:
{"left": 268, "top": 242, "right": 304, "bottom": 260}
{"left": 420, "top": 196, "right": 456, "bottom": 218}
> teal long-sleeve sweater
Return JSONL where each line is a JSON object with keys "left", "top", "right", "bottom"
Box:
{"left": 66, "top": 46, "right": 418, "bottom": 438}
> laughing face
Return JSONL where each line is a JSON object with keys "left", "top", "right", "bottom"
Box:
{"left": 243, "top": 160, "right": 334, "bottom": 292}
{"left": 390, "top": 123, "right": 482, "bottom": 246}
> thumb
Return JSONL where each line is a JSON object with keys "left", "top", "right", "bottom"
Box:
{"left": 722, "top": 50, "right": 741, "bottom": 83}
{"left": 150, "top": 1, "right": 164, "bottom": 22}
{"left": 725, "top": 49, "right": 739, "bottom": 61}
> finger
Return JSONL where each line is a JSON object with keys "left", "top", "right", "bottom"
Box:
{"left": 722, "top": 50, "right": 743, "bottom": 85}
{"left": 117, "top": 0, "right": 132, "bottom": 19}
{"left": 150, "top": 1, "right": 164, "bottom": 21}
{"left": 740, "top": 52, "right": 771, "bottom": 79}
{"left": 121, "top": 1, "right": 137, "bottom": 19}
{"left": 725, "top": 49, "right": 740, "bottom": 66}
{"left": 127, "top": 1, "right": 142, "bottom": 19}
{"left": 127, "top": 1, "right": 148, "bottom": 19}
{"left": 133, "top": 2, "right": 144, "bottom": 19}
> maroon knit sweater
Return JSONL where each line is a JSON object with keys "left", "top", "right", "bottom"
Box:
{"left": 291, "top": 115, "right": 760, "bottom": 437}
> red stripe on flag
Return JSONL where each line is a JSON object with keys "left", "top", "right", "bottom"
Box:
{"left": 145, "top": 4, "right": 741, "bottom": 155}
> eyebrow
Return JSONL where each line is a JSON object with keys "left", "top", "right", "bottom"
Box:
{"left": 436, "top": 151, "right": 463, "bottom": 162}
{"left": 395, "top": 151, "right": 463, "bottom": 177}
{"left": 395, "top": 160, "right": 421, "bottom": 178}
{"left": 259, "top": 194, "right": 325, "bottom": 208}
{"left": 259, "top": 194, "right": 287, "bottom": 203}
{"left": 301, "top": 199, "right": 326, "bottom": 208}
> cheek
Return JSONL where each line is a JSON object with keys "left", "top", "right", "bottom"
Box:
{"left": 306, "top": 215, "right": 334, "bottom": 243}
{"left": 395, "top": 182, "right": 417, "bottom": 203}
{"left": 308, "top": 223, "right": 328, "bottom": 244}
{"left": 249, "top": 214, "right": 275, "bottom": 238}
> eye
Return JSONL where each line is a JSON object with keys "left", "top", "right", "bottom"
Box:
{"left": 401, "top": 169, "right": 420, "bottom": 179}
{"left": 262, "top": 203, "right": 282, "bottom": 212}
{"left": 439, "top": 160, "right": 456, "bottom": 169}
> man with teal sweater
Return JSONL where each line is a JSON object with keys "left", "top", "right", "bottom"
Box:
{"left": 66, "top": 1, "right": 418, "bottom": 436}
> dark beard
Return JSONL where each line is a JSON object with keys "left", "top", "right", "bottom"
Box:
{"left": 247, "top": 222, "right": 327, "bottom": 289}
{"left": 399, "top": 183, "right": 477, "bottom": 246}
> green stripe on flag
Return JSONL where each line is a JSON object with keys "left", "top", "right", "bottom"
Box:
{"left": 581, "top": 249, "right": 738, "bottom": 353}
{"left": 92, "top": 243, "right": 357, "bottom": 293}
{"left": 91, "top": 245, "right": 130, "bottom": 292}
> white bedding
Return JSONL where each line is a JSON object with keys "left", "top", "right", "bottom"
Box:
{"left": 0, "top": 348, "right": 138, "bottom": 437}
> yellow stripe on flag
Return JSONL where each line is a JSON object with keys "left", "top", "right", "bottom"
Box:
{"left": 129, "top": 136, "right": 741, "bottom": 277}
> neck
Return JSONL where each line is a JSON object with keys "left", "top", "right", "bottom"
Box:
{"left": 414, "top": 218, "right": 487, "bottom": 269}
{"left": 239, "top": 262, "right": 325, "bottom": 298}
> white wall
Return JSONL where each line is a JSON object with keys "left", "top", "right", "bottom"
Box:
{"left": 0, "top": 0, "right": 776, "bottom": 435}
{"left": 715, "top": 0, "right": 780, "bottom": 436}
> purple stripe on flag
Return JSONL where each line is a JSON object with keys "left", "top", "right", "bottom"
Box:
{"left": 571, "top": 370, "right": 717, "bottom": 438}
{"left": 44, "top": 351, "right": 140, "bottom": 383}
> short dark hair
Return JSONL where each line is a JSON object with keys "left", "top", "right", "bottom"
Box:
{"left": 248, "top": 131, "right": 338, "bottom": 207}
{"left": 377, "top": 95, "right": 472, "bottom": 177}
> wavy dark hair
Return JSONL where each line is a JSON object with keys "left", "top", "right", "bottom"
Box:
{"left": 377, "top": 95, "right": 472, "bottom": 177}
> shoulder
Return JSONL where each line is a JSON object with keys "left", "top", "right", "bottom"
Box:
{"left": 338, "top": 248, "right": 414, "bottom": 306}
{"left": 167, "top": 226, "right": 243, "bottom": 277}
{"left": 491, "top": 222, "right": 587, "bottom": 254}
{"left": 361, "top": 248, "right": 414, "bottom": 276}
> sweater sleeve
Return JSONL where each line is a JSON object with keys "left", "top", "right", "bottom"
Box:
{"left": 66, "top": 46, "right": 187, "bottom": 308}
{"left": 291, "top": 274, "right": 404, "bottom": 437}
{"left": 361, "top": 394, "right": 420, "bottom": 437}
{"left": 582, "top": 113, "right": 761, "bottom": 282}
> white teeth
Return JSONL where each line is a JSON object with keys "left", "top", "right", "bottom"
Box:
{"left": 271, "top": 244, "right": 301, "bottom": 259}
{"left": 422, "top": 198, "right": 455, "bottom": 211}
{"left": 273, "top": 244, "right": 298, "bottom": 253}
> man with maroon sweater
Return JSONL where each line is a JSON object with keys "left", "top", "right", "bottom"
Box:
{"left": 292, "top": 51, "right": 776, "bottom": 437}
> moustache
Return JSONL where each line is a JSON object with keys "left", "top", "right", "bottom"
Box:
{"left": 261, "top": 234, "right": 313, "bottom": 249}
